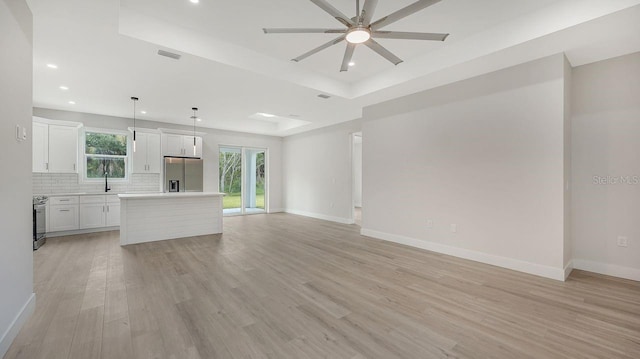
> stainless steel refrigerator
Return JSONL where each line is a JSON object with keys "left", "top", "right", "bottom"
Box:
{"left": 164, "top": 157, "right": 204, "bottom": 192}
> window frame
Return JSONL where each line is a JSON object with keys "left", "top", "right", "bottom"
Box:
{"left": 81, "top": 127, "right": 131, "bottom": 183}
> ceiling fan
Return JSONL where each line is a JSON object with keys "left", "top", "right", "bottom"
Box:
{"left": 263, "top": 0, "right": 449, "bottom": 72}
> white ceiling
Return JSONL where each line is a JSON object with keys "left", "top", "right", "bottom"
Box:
{"left": 28, "top": 0, "right": 640, "bottom": 136}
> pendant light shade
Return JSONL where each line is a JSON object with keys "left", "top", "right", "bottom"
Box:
{"left": 191, "top": 107, "right": 198, "bottom": 156}
{"left": 131, "top": 97, "right": 139, "bottom": 152}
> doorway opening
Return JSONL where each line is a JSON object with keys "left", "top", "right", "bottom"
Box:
{"left": 219, "top": 146, "right": 267, "bottom": 215}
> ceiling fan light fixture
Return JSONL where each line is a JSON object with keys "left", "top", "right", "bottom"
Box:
{"left": 346, "top": 27, "right": 370, "bottom": 44}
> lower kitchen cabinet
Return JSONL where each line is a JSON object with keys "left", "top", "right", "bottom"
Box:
{"left": 80, "top": 195, "right": 120, "bottom": 229}
{"left": 49, "top": 195, "right": 80, "bottom": 231}
{"left": 105, "top": 203, "right": 120, "bottom": 227}
{"left": 48, "top": 194, "right": 120, "bottom": 233}
{"left": 80, "top": 203, "right": 106, "bottom": 229}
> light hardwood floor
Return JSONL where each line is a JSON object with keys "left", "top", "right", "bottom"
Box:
{"left": 5, "top": 213, "right": 640, "bottom": 359}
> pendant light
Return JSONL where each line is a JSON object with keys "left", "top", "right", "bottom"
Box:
{"left": 131, "top": 97, "right": 139, "bottom": 152}
{"left": 191, "top": 107, "right": 198, "bottom": 156}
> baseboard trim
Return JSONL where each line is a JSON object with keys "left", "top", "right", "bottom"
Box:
{"left": 360, "top": 228, "right": 566, "bottom": 281}
{"left": 268, "top": 208, "right": 285, "bottom": 213}
{"left": 285, "top": 209, "right": 354, "bottom": 225}
{"left": 47, "top": 226, "right": 119, "bottom": 238}
{"left": 573, "top": 259, "right": 640, "bottom": 281}
{"left": 564, "top": 260, "right": 574, "bottom": 280}
{"left": 0, "top": 293, "right": 36, "bottom": 358}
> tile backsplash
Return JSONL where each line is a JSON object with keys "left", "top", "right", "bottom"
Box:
{"left": 33, "top": 173, "right": 160, "bottom": 194}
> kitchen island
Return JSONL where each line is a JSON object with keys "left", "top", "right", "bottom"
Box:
{"left": 118, "top": 192, "right": 224, "bottom": 245}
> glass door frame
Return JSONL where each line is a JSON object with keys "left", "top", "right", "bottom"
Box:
{"left": 219, "top": 145, "right": 269, "bottom": 216}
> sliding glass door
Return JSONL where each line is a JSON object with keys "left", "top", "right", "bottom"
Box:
{"left": 219, "top": 146, "right": 267, "bottom": 215}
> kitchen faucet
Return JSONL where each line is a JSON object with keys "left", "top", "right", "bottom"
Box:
{"left": 105, "top": 172, "right": 111, "bottom": 192}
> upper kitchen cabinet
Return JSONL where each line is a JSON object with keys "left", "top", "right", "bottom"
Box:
{"left": 32, "top": 119, "right": 80, "bottom": 173}
{"left": 161, "top": 133, "right": 202, "bottom": 158}
{"left": 132, "top": 132, "right": 161, "bottom": 173}
{"left": 32, "top": 122, "right": 49, "bottom": 172}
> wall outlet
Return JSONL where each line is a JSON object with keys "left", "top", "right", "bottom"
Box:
{"left": 426, "top": 219, "right": 433, "bottom": 229}
{"left": 617, "top": 236, "right": 628, "bottom": 247}
{"left": 450, "top": 224, "right": 457, "bottom": 233}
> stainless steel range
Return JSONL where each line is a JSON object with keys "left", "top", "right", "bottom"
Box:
{"left": 33, "top": 195, "right": 48, "bottom": 250}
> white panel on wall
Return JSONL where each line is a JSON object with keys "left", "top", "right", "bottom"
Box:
{"left": 0, "top": 1, "right": 34, "bottom": 357}
{"left": 571, "top": 51, "right": 640, "bottom": 281}
{"left": 361, "top": 54, "right": 569, "bottom": 280}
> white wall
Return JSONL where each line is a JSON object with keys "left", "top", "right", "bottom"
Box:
{"left": 361, "top": 54, "right": 570, "bottom": 280}
{"left": 353, "top": 135, "right": 362, "bottom": 208}
{"left": 563, "top": 56, "right": 573, "bottom": 272}
{"left": 0, "top": 0, "right": 35, "bottom": 356}
{"left": 571, "top": 51, "right": 640, "bottom": 281}
{"left": 32, "top": 108, "right": 284, "bottom": 212}
{"left": 283, "top": 119, "right": 362, "bottom": 224}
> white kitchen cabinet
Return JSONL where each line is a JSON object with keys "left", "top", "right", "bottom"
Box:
{"left": 132, "top": 132, "right": 161, "bottom": 173}
{"left": 163, "top": 134, "right": 184, "bottom": 157}
{"left": 183, "top": 135, "right": 203, "bottom": 158}
{"left": 162, "top": 134, "right": 202, "bottom": 158}
{"left": 80, "top": 203, "right": 106, "bottom": 229}
{"left": 105, "top": 203, "right": 120, "bottom": 226}
{"left": 33, "top": 122, "right": 79, "bottom": 173}
{"left": 33, "top": 122, "right": 49, "bottom": 172}
{"left": 80, "top": 195, "right": 119, "bottom": 229}
{"left": 48, "top": 125, "right": 78, "bottom": 173}
{"left": 49, "top": 196, "right": 80, "bottom": 231}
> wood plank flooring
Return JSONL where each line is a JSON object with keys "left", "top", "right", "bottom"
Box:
{"left": 5, "top": 213, "right": 640, "bottom": 359}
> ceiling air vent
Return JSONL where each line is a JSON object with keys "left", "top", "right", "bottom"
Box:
{"left": 317, "top": 94, "right": 331, "bottom": 99}
{"left": 157, "top": 50, "right": 181, "bottom": 60}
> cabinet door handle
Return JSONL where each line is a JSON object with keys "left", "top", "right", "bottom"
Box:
{"left": 102, "top": 205, "right": 105, "bottom": 212}
{"left": 107, "top": 205, "right": 110, "bottom": 212}
{"left": 73, "top": 163, "right": 76, "bottom": 171}
{"left": 60, "top": 209, "right": 70, "bottom": 212}
{"left": 46, "top": 163, "right": 49, "bottom": 170}
{"left": 59, "top": 199, "right": 70, "bottom": 202}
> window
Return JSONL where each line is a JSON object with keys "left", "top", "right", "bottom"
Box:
{"left": 84, "top": 131, "right": 128, "bottom": 180}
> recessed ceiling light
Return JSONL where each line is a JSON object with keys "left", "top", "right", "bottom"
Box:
{"left": 348, "top": 62, "right": 355, "bottom": 67}
{"left": 140, "top": 110, "right": 147, "bottom": 114}
{"left": 190, "top": 0, "right": 199, "bottom": 3}
{"left": 196, "top": 118, "right": 202, "bottom": 122}
{"left": 47, "top": 64, "right": 58, "bottom": 69}
{"left": 59, "top": 85, "right": 69, "bottom": 90}
{"left": 258, "top": 112, "right": 276, "bottom": 118}
{"left": 68, "top": 101, "right": 76, "bottom": 105}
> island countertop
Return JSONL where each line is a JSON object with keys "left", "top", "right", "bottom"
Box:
{"left": 118, "top": 192, "right": 224, "bottom": 199}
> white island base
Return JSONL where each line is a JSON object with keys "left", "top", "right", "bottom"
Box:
{"left": 118, "top": 192, "right": 224, "bottom": 246}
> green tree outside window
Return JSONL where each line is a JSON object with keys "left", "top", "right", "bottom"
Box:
{"left": 85, "top": 132, "right": 128, "bottom": 179}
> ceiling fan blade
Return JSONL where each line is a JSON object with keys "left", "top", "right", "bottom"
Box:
{"left": 364, "top": 39, "right": 403, "bottom": 65}
{"left": 340, "top": 43, "right": 356, "bottom": 72}
{"left": 263, "top": 28, "right": 346, "bottom": 34}
{"left": 373, "top": 31, "right": 449, "bottom": 41}
{"left": 360, "top": 0, "right": 379, "bottom": 26}
{"left": 371, "top": 0, "right": 441, "bottom": 30}
{"left": 310, "top": 0, "right": 355, "bottom": 27}
{"left": 292, "top": 35, "right": 346, "bottom": 62}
